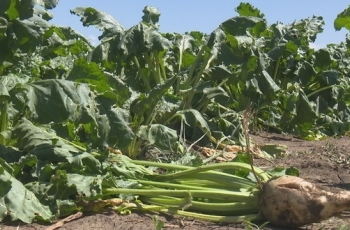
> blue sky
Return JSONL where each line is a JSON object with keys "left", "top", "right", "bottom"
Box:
{"left": 50, "top": 1, "right": 350, "bottom": 49}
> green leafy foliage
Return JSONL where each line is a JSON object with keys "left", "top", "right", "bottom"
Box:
{"left": 334, "top": 5, "right": 350, "bottom": 31}
{"left": 70, "top": 7, "right": 124, "bottom": 41}
{"left": 236, "top": 3, "right": 265, "bottom": 18}
{"left": 1, "top": 1, "right": 350, "bottom": 224}
{"left": 0, "top": 164, "right": 53, "bottom": 223}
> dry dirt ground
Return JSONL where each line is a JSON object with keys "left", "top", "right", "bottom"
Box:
{"left": 2, "top": 132, "right": 350, "bottom": 230}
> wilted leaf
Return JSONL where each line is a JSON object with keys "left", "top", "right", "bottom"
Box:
{"left": 105, "top": 107, "right": 135, "bottom": 148}
{"left": 258, "top": 70, "right": 281, "bottom": 93}
{"left": 66, "top": 174, "right": 103, "bottom": 198}
{"left": 13, "top": 118, "right": 82, "bottom": 162}
{"left": 108, "top": 154, "right": 153, "bottom": 179}
{"left": 0, "top": 165, "right": 53, "bottom": 223}
{"left": 175, "top": 109, "right": 211, "bottom": 134}
{"left": 138, "top": 124, "right": 178, "bottom": 151}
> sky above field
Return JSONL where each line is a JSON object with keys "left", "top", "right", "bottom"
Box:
{"left": 50, "top": 1, "right": 350, "bottom": 49}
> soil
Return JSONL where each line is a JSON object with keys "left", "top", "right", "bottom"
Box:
{"left": 2, "top": 132, "right": 350, "bottom": 230}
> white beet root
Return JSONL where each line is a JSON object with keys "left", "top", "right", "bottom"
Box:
{"left": 261, "top": 175, "right": 350, "bottom": 227}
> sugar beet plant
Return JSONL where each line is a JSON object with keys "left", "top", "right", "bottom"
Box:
{"left": 2, "top": 0, "right": 350, "bottom": 226}
{"left": 70, "top": 2, "right": 350, "bottom": 150}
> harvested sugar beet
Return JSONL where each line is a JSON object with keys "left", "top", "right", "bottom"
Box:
{"left": 260, "top": 175, "right": 350, "bottom": 227}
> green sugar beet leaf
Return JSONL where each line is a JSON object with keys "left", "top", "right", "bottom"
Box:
{"left": 13, "top": 118, "right": 82, "bottom": 162}
{"left": 67, "top": 58, "right": 112, "bottom": 95}
{"left": 0, "top": 145, "right": 23, "bottom": 165}
{"left": 258, "top": 70, "right": 281, "bottom": 94}
{"left": 119, "top": 22, "right": 172, "bottom": 56}
{"left": 13, "top": 118, "right": 108, "bottom": 171}
{"left": 300, "top": 16, "right": 324, "bottom": 43}
{"left": 39, "top": 0, "right": 59, "bottom": 10}
{"left": 0, "top": 17, "right": 8, "bottom": 39}
{"left": 0, "top": 164, "right": 53, "bottom": 223}
{"left": 17, "top": 0, "right": 59, "bottom": 11}
{"left": 12, "top": 80, "right": 122, "bottom": 150}
{"left": 2, "top": 0, "right": 58, "bottom": 20}
{"left": 71, "top": 7, "right": 124, "bottom": 41}
{"left": 43, "top": 27, "right": 93, "bottom": 55}
{"left": 334, "top": 5, "right": 350, "bottom": 31}
{"left": 138, "top": 124, "right": 178, "bottom": 151}
{"left": 235, "top": 2, "right": 265, "bottom": 18}
{"left": 100, "top": 107, "right": 135, "bottom": 149}
{"left": 175, "top": 109, "right": 211, "bottom": 135}
{"left": 170, "top": 33, "right": 195, "bottom": 72}
{"left": 0, "top": 1, "right": 11, "bottom": 15}
{"left": 220, "top": 16, "right": 266, "bottom": 37}
{"left": 14, "top": 15, "right": 51, "bottom": 41}
{"left": 107, "top": 154, "right": 154, "bottom": 179}
{"left": 66, "top": 173, "right": 103, "bottom": 198}
{"left": 12, "top": 79, "right": 98, "bottom": 124}
{"left": 67, "top": 152, "right": 102, "bottom": 174}
{"left": 25, "top": 170, "right": 79, "bottom": 218}
{"left": 142, "top": 6, "right": 160, "bottom": 27}
{"left": 130, "top": 75, "right": 177, "bottom": 121}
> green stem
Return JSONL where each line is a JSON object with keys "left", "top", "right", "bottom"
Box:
{"left": 154, "top": 51, "right": 163, "bottom": 83}
{"left": 191, "top": 52, "right": 214, "bottom": 86}
{"left": 149, "top": 162, "right": 270, "bottom": 182}
{"left": 158, "top": 54, "right": 167, "bottom": 81}
{"left": 141, "top": 196, "right": 259, "bottom": 214}
{"left": 172, "top": 178, "right": 250, "bottom": 191}
{"left": 120, "top": 203, "right": 261, "bottom": 223}
{"left": 127, "top": 137, "right": 144, "bottom": 159}
{"left": 185, "top": 46, "right": 206, "bottom": 87}
{"left": 273, "top": 57, "right": 281, "bottom": 82}
{"left": 145, "top": 52, "right": 161, "bottom": 84}
{"left": 134, "top": 56, "right": 151, "bottom": 92}
{"left": 0, "top": 99, "right": 8, "bottom": 145}
{"left": 133, "top": 179, "right": 224, "bottom": 191}
{"left": 182, "top": 51, "right": 213, "bottom": 109}
{"left": 159, "top": 208, "right": 261, "bottom": 223}
{"left": 130, "top": 159, "right": 191, "bottom": 170}
{"left": 130, "top": 159, "right": 257, "bottom": 188}
{"left": 194, "top": 99, "right": 209, "bottom": 114}
{"left": 306, "top": 85, "right": 334, "bottom": 98}
{"left": 161, "top": 113, "right": 178, "bottom": 126}
{"left": 104, "top": 188, "right": 257, "bottom": 202}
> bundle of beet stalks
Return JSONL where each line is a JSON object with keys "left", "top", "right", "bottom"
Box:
{"left": 101, "top": 155, "right": 350, "bottom": 228}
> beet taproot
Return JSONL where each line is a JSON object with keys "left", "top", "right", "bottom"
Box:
{"left": 261, "top": 175, "right": 350, "bottom": 227}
